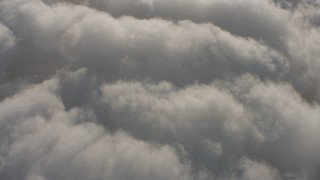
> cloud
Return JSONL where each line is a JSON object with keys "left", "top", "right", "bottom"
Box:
{"left": 0, "top": 78, "right": 195, "bottom": 180}
{"left": 0, "top": 23, "right": 15, "bottom": 82}
{"left": 0, "top": 0, "right": 288, "bottom": 85}
{"left": 2, "top": 70, "right": 320, "bottom": 179}
{"left": 38, "top": 0, "right": 320, "bottom": 102}
{"left": 99, "top": 74, "right": 320, "bottom": 179}
{"left": 1, "top": 0, "right": 320, "bottom": 179}
{"left": 0, "top": 23, "right": 15, "bottom": 53}
{"left": 237, "top": 158, "right": 281, "bottom": 180}
{"left": 43, "top": 0, "right": 292, "bottom": 50}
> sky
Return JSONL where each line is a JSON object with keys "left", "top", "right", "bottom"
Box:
{"left": 1, "top": 0, "right": 320, "bottom": 179}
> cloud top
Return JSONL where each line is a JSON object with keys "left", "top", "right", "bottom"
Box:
{"left": 1, "top": 0, "right": 320, "bottom": 179}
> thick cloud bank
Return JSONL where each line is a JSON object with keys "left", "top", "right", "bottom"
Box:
{"left": 1, "top": 0, "right": 320, "bottom": 179}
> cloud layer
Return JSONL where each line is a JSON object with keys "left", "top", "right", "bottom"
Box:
{"left": 1, "top": 0, "right": 320, "bottom": 179}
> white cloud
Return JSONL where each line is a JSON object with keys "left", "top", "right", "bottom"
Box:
{"left": 0, "top": 0, "right": 288, "bottom": 84}
{"left": 1, "top": 0, "right": 320, "bottom": 179}
{"left": 0, "top": 78, "right": 195, "bottom": 180}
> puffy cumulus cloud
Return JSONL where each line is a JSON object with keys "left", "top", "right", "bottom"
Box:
{"left": 0, "top": 78, "right": 196, "bottom": 180}
{"left": 3, "top": 70, "right": 320, "bottom": 179}
{"left": 100, "top": 80, "right": 251, "bottom": 173}
{"left": 286, "top": 29, "right": 320, "bottom": 102}
{"left": 1, "top": 0, "right": 320, "bottom": 179}
{"left": 39, "top": 0, "right": 320, "bottom": 102}
{"left": 99, "top": 75, "right": 320, "bottom": 179}
{"left": 0, "top": 0, "right": 288, "bottom": 85}
{"left": 44, "top": 0, "right": 292, "bottom": 50}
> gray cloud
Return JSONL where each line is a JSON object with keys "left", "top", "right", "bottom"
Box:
{"left": 0, "top": 0, "right": 288, "bottom": 85}
{"left": 1, "top": 0, "right": 320, "bottom": 179}
{"left": 0, "top": 78, "right": 196, "bottom": 180}
{"left": 99, "top": 74, "right": 320, "bottom": 179}
{"left": 0, "top": 23, "right": 15, "bottom": 54}
{"left": 38, "top": 0, "right": 320, "bottom": 102}
{"left": 43, "top": 0, "right": 292, "bottom": 50}
{"left": 0, "top": 23, "right": 15, "bottom": 82}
